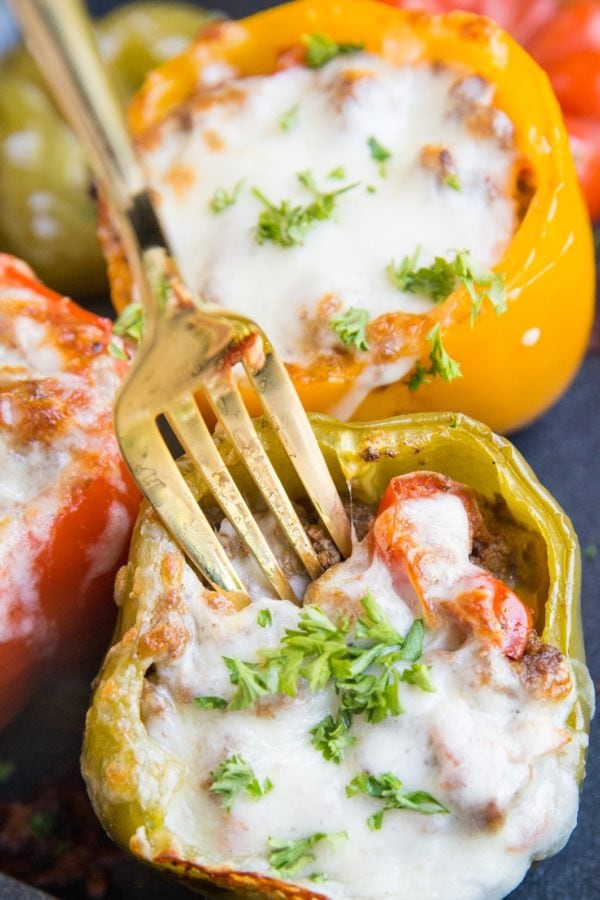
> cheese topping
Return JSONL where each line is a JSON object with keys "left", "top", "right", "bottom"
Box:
{"left": 0, "top": 261, "right": 130, "bottom": 646}
{"left": 140, "top": 53, "right": 519, "bottom": 374}
{"left": 138, "top": 487, "right": 582, "bottom": 900}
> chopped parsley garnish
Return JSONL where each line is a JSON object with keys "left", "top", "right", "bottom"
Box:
{"left": 253, "top": 171, "right": 358, "bottom": 247}
{"left": 257, "top": 608, "right": 273, "bottom": 628}
{"left": 279, "top": 103, "right": 300, "bottom": 131}
{"left": 583, "top": 544, "right": 598, "bottom": 560}
{"left": 310, "top": 873, "right": 329, "bottom": 883}
{"left": 346, "top": 771, "right": 449, "bottom": 830}
{"left": 108, "top": 301, "right": 144, "bottom": 359}
{"left": 388, "top": 248, "right": 506, "bottom": 324}
{"left": 224, "top": 657, "right": 271, "bottom": 709}
{"left": 310, "top": 712, "right": 356, "bottom": 764}
{"left": 303, "top": 32, "right": 364, "bottom": 69}
{"left": 209, "top": 180, "right": 243, "bottom": 213}
{"left": 367, "top": 136, "right": 391, "bottom": 175}
{"left": 216, "top": 593, "right": 432, "bottom": 762}
{"left": 328, "top": 165, "right": 346, "bottom": 180}
{"left": 330, "top": 307, "right": 370, "bottom": 351}
{"left": 268, "top": 831, "right": 347, "bottom": 876}
{"left": 209, "top": 754, "right": 272, "bottom": 811}
{"left": 407, "top": 322, "right": 462, "bottom": 391}
{"left": 193, "top": 695, "right": 228, "bottom": 710}
{"left": 444, "top": 173, "right": 461, "bottom": 191}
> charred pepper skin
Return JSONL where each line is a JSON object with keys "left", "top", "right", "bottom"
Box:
{"left": 82, "top": 412, "right": 593, "bottom": 897}
{"left": 103, "top": 0, "right": 595, "bottom": 434}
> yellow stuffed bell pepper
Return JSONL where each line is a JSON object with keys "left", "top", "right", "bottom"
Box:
{"left": 82, "top": 413, "right": 592, "bottom": 899}
{"left": 101, "top": 0, "right": 594, "bottom": 435}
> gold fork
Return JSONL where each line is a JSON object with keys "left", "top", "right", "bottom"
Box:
{"left": 14, "top": 0, "right": 351, "bottom": 603}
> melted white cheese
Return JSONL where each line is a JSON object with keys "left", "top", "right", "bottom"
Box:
{"left": 141, "top": 54, "right": 518, "bottom": 368}
{"left": 0, "top": 277, "right": 129, "bottom": 647}
{"left": 141, "top": 494, "right": 583, "bottom": 900}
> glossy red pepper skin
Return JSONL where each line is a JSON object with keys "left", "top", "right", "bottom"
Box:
{"left": 0, "top": 255, "right": 140, "bottom": 729}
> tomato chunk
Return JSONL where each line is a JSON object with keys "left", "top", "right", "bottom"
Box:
{"left": 372, "top": 472, "right": 532, "bottom": 659}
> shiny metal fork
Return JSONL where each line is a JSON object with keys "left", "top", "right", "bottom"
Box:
{"left": 15, "top": 0, "right": 351, "bottom": 603}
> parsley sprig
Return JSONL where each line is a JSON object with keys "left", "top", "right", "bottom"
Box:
{"left": 268, "top": 831, "right": 348, "bottom": 876}
{"left": 279, "top": 103, "right": 300, "bottom": 131}
{"left": 253, "top": 170, "right": 358, "bottom": 247}
{"left": 330, "top": 307, "right": 370, "bottom": 351}
{"left": 303, "top": 32, "right": 364, "bottom": 69}
{"left": 257, "top": 608, "right": 273, "bottom": 628}
{"left": 209, "top": 180, "right": 243, "bottom": 213}
{"left": 209, "top": 754, "right": 272, "bottom": 811}
{"left": 203, "top": 594, "right": 432, "bottom": 763}
{"left": 108, "top": 302, "right": 144, "bottom": 359}
{"left": 407, "top": 322, "right": 462, "bottom": 391}
{"left": 388, "top": 247, "right": 506, "bottom": 323}
{"left": 346, "top": 771, "right": 449, "bottom": 830}
{"left": 367, "top": 136, "right": 391, "bottom": 176}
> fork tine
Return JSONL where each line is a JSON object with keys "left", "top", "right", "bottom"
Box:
{"left": 203, "top": 377, "right": 324, "bottom": 581}
{"left": 165, "top": 393, "right": 301, "bottom": 604}
{"left": 114, "top": 408, "right": 246, "bottom": 596}
{"left": 244, "top": 344, "right": 352, "bottom": 559}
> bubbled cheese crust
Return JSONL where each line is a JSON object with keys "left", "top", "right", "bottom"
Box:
{"left": 138, "top": 54, "right": 519, "bottom": 414}
{"left": 0, "top": 255, "right": 134, "bottom": 659}
{"left": 109, "top": 487, "right": 584, "bottom": 900}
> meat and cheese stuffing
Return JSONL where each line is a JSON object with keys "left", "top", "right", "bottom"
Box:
{"left": 125, "top": 472, "right": 583, "bottom": 900}
{"left": 138, "top": 50, "right": 524, "bottom": 414}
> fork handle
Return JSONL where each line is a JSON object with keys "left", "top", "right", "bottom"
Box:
{"left": 14, "top": 0, "right": 143, "bottom": 213}
{"left": 12, "top": 0, "right": 170, "bottom": 328}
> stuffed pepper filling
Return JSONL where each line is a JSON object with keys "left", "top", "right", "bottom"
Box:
{"left": 135, "top": 471, "right": 582, "bottom": 900}
{"left": 138, "top": 49, "right": 525, "bottom": 412}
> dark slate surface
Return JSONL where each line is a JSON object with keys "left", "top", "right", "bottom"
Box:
{"left": 0, "top": 1, "right": 599, "bottom": 898}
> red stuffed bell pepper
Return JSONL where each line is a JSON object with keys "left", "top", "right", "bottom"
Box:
{"left": 0, "top": 254, "right": 140, "bottom": 729}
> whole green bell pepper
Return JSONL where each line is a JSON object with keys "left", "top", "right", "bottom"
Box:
{"left": 0, "top": 2, "right": 219, "bottom": 301}
{"left": 82, "top": 412, "right": 593, "bottom": 897}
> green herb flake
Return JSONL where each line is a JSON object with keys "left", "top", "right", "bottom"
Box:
{"left": 367, "top": 136, "right": 392, "bottom": 175}
{"left": 29, "top": 810, "right": 59, "bottom": 840}
{"left": 303, "top": 32, "right": 364, "bottom": 69}
{"left": 193, "top": 695, "right": 228, "bottom": 710}
{"left": 224, "top": 657, "right": 270, "bottom": 710}
{"left": 388, "top": 247, "right": 506, "bottom": 324}
{"left": 310, "top": 713, "right": 356, "bottom": 764}
{"left": 268, "top": 831, "right": 347, "bottom": 876}
{"left": 0, "top": 759, "right": 15, "bottom": 783}
{"left": 253, "top": 172, "right": 358, "bottom": 247}
{"left": 407, "top": 323, "right": 462, "bottom": 391}
{"left": 310, "top": 873, "right": 328, "bottom": 883}
{"left": 257, "top": 608, "right": 273, "bottom": 628}
{"left": 109, "top": 301, "right": 145, "bottom": 357}
{"left": 330, "top": 307, "right": 370, "bottom": 351}
{"left": 328, "top": 165, "right": 346, "bottom": 180}
{"left": 209, "top": 180, "right": 243, "bottom": 214}
{"left": 346, "top": 771, "right": 448, "bottom": 830}
{"left": 583, "top": 544, "right": 598, "bottom": 560}
{"left": 279, "top": 103, "right": 300, "bottom": 131}
{"left": 209, "top": 755, "right": 272, "bottom": 811}
{"left": 444, "top": 174, "right": 461, "bottom": 191}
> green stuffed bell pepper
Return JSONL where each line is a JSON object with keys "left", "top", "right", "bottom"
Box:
{"left": 82, "top": 413, "right": 593, "bottom": 900}
{"left": 0, "top": 2, "right": 218, "bottom": 300}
